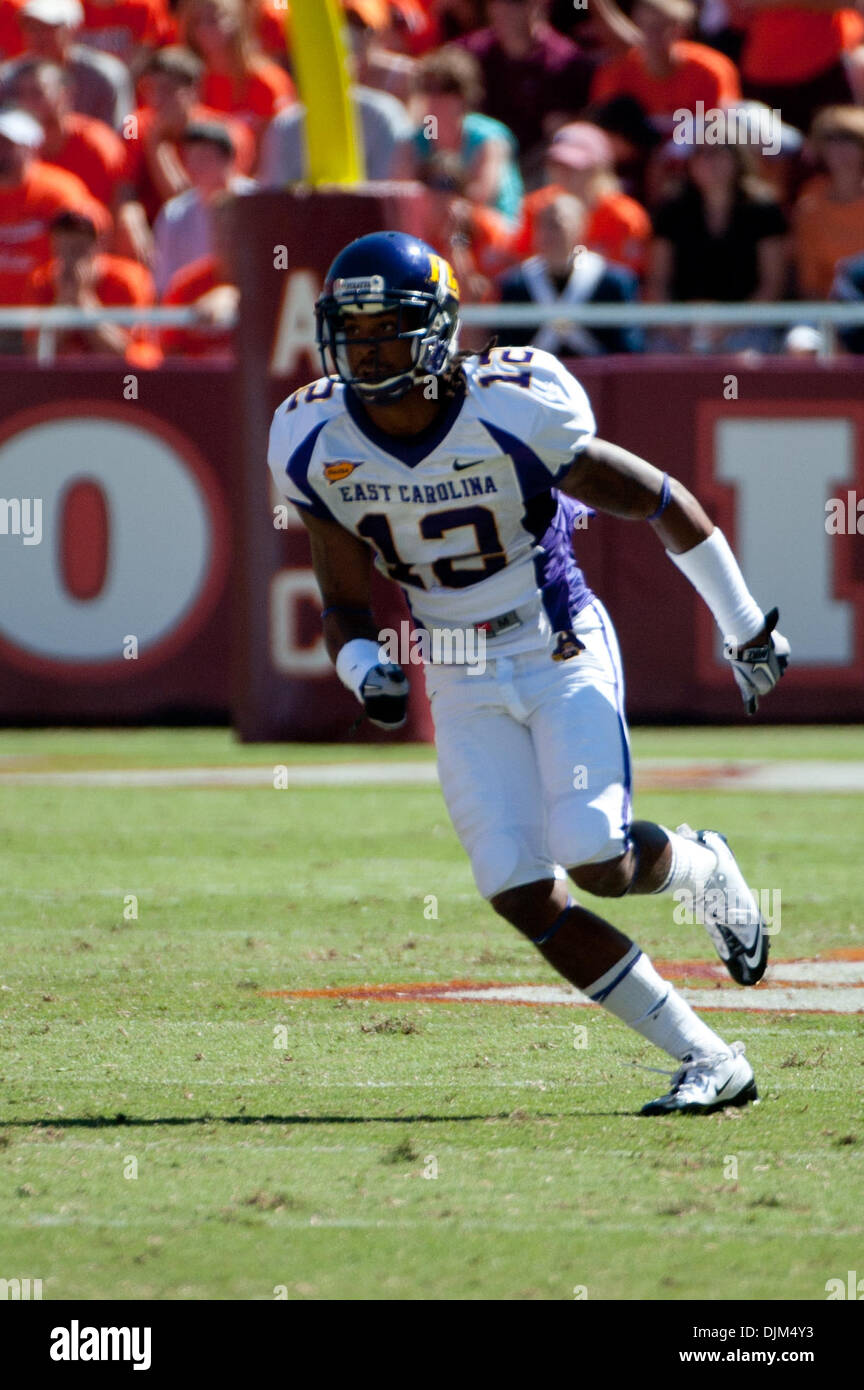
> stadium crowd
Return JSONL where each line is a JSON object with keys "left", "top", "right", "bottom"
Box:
{"left": 0, "top": 0, "right": 863, "bottom": 359}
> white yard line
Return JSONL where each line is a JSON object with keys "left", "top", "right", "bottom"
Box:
{"left": 0, "top": 764, "right": 438, "bottom": 787}
{"left": 388, "top": 983, "right": 864, "bottom": 1014}
{"left": 1, "top": 756, "right": 864, "bottom": 789}
{"left": 764, "top": 961, "right": 864, "bottom": 984}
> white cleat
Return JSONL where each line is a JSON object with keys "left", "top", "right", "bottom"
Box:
{"left": 677, "top": 824, "right": 769, "bottom": 986}
{"left": 640, "top": 1042, "right": 758, "bottom": 1116}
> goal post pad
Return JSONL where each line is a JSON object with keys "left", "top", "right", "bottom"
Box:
{"left": 287, "top": 0, "right": 365, "bottom": 186}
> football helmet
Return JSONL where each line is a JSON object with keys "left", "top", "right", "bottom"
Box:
{"left": 315, "top": 231, "right": 460, "bottom": 401}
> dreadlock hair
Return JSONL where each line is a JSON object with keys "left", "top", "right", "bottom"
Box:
{"left": 439, "top": 335, "right": 499, "bottom": 397}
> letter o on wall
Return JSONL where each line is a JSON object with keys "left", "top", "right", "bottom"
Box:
{"left": 0, "top": 406, "right": 228, "bottom": 678}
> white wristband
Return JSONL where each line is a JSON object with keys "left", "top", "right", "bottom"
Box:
{"left": 336, "top": 638, "right": 384, "bottom": 700}
{"left": 667, "top": 528, "right": 764, "bottom": 644}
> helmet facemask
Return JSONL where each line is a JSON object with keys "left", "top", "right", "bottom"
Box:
{"left": 316, "top": 281, "right": 457, "bottom": 402}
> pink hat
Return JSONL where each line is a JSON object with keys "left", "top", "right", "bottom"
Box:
{"left": 547, "top": 122, "right": 613, "bottom": 171}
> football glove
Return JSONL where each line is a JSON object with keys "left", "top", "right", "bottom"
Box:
{"left": 360, "top": 662, "right": 409, "bottom": 730}
{"left": 723, "top": 607, "right": 790, "bottom": 715}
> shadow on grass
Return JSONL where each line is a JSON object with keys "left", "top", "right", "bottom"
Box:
{"left": 2, "top": 1110, "right": 638, "bottom": 1127}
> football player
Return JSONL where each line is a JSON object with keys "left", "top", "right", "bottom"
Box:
{"left": 268, "top": 231, "right": 790, "bottom": 1116}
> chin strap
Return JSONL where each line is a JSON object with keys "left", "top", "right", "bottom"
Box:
{"left": 350, "top": 372, "right": 417, "bottom": 403}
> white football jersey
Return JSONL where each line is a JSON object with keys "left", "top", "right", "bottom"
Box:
{"left": 268, "top": 347, "right": 597, "bottom": 657}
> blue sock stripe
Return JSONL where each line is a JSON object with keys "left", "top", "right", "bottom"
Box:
{"left": 534, "top": 896, "right": 574, "bottom": 946}
{"left": 589, "top": 948, "right": 643, "bottom": 1002}
{"left": 632, "top": 990, "right": 669, "bottom": 1027}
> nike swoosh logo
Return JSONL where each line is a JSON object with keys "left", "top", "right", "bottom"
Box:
{"left": 452, "top": 458, "right": 488, "bottom": 471}
{"left": 714, "top": 1073, "right": 734, "bottom": 1098}
{"left": 743, "top": 934, "right": 766, "bottom": 965}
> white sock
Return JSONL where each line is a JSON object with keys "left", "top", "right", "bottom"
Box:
{"left": 586, "top": 944, "right": 729, "bottom": 1061}
{"left": 652, "top": 825, "right": 716, "bottom": 896}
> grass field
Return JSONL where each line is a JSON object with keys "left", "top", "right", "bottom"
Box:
{"left": 1, "top": 726, "right": 862, "bottom": 1301}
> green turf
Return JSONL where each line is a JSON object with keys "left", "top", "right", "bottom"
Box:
{"left": 0, "top": 728, "right": 862, "bottom": 1300}
{"left": 0, "top": 722, "right": 863, "bottom": 768}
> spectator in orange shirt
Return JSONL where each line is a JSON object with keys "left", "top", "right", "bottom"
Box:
{"left": 9, "top": 0, "right": 133, "bottom": 130}
{"left": 10, "top": 60, "right": 123, "bottom": 204}
{"left": 730, "top": 0, "right": 863, "bottom": 131}
{"left": 24, "top": 206, "right": 154, "bottom": 354}
{"left": 245, "top": 0, "right": 290, "bottom": 59}
{"left": 513, "top": 121, "right": 651, "bottom": 277}
{"left": 794, "top": 105, "right": 864, "bottom": 299}
{"left": 9, "top": 58, "right": 152, "bottom": 264}
{"left": 179, "top": 0, "right": 294, "bottom": 141}
{"left": 416, "top": 151, "right": 518, "bottom": 311}
{"left": 160, "top": 187, "right": 237, "bottom": 356}
{"left": 383, "top": 0, "right": 440, "bottom": 57}
{"left": 124, "top": 46, "right": 255, "bottom": 224}
{"left": 0, "top": 106, "right": 110, "bottom": 310}
{"left": 161, "top": 253, "right": 237, "bottom": 356}
{"left": 591, "top": 0, "right": 741, "bottom": 136}
{"left": 77, "top": 0, "right": 171, "bottom": 65}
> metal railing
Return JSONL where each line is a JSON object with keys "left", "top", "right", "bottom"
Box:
{"left": 459, "top": 301, "right": 864, "bottom": 360}
{"left": 0, "top": 305, "right": 208, "bottom": 364}
{"left": 459, "top": 302, "right": 864, "bottom": 327}
{"left": 3, "top": 301, "right": 864, "bottom": 363}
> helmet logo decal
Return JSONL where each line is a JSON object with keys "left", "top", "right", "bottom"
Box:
{"left": 333, "top": 274, "right": 386, "bottom": 299}
{"left": 429, "top": 255, "right": 459, "bottom": 298}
